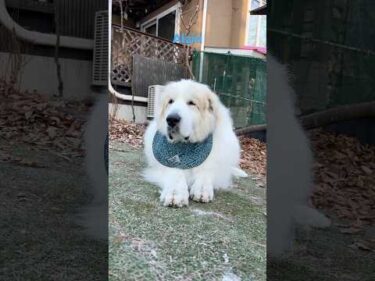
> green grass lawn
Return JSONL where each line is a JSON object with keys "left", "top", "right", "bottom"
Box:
{"left": 109, "top": 141, "right": 267, "bottom": 281}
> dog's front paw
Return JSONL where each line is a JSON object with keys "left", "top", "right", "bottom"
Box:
{"left": 160, "top": 188, "right": 189, "bottom": 207}
{"left": 189, "top": 182, "right": 214, "bottom": 203}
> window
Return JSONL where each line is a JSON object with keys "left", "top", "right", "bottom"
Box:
{"left": 158, "top": 11, "right": 176, "bottom": 41}
{"left": 144, "top": 21, "right": 157, "bottom": 36}
{"left": 246, "top": 0, "right": 267, "bottom": 47}
{"left": 140, "top": 4, "right": 180, "bottom": 42}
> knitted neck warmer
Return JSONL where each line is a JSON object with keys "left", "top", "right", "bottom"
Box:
{"left": 152, "top": 131, "right": 213, "bottom": 169}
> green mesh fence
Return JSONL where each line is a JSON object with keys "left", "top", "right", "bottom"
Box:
{"left": 269, "top": 0, "right": 375, "bottom": 115}
{"left": 192, "top": 51, "right": 266, "bottom": 128}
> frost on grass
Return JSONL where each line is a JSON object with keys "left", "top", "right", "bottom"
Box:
{"left": 222, "top": 271, "right": 242, "bottom": 281}
{"left": 191, "top": 209, "right": 233, "bottom": 222}
{"left": 109, "top": 141, "right": 266, "bottom": 281}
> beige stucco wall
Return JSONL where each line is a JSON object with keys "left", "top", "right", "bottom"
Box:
{"left": 204, "top": 0, "right": 249, "bottom": 49}
{"left": 205, "top": 0, "right": 232, "bottom": 48}
{"left": 230, "top": 0, "right": 249, "bottom": 48}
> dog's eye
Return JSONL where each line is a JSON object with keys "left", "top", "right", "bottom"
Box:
{"left": 168, "top": 99, "right": 174, "bottom": 104}
{"left": 187, "top": 101, "right": 196, "bottom": 106}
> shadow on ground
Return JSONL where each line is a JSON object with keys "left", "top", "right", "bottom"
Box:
{"left": 0, "top": 140, "right": 107, "bottom": 280}
{"left": 109, "top": 141, "right": 267, "bottom": 281}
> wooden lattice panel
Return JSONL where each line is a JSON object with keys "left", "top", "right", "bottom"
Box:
{"left": 132, "top": 55, "right": 189, "bottom": 98}
{"left": 111, "top": 26, "right": 189, "bottom": 86}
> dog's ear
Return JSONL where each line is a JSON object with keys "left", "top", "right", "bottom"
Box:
{"left": 206, "top": 89, "right": 220, "bottom": 113}
{"left": 208, "top": 96, "right": 214, "bottom": 112}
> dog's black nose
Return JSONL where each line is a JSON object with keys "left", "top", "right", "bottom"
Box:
{"left": 166, "top": 114, "right": 181, "bottom": 128}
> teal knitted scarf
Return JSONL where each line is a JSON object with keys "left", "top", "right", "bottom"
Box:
{"left": 152, "top": 131, "right": 213, "bottom": 169}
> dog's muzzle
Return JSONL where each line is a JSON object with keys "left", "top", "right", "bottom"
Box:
{"left": 166, "top": 113, "right": 182, "bottom": 141}
{"left": 166, "top": 113, "right": 180, "bottom": 128}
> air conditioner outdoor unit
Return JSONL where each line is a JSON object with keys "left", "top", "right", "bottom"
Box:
{"left": 147, "top": 85, "right": 164, "bottom": 119}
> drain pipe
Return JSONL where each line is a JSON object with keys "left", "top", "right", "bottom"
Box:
{"left": 0, "top": 0, "right": 92, "bottom": 49}
{"left": 198, "top": 0, "right": 207, "bottom": 82}
{"left": 108, "top": 82, "right": 148, "bottom": 102}
{"left": 108, "top": 0, "right": 147, "bottom": 102}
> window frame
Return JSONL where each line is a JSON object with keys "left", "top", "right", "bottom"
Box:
{"left": 245, "top": 0, "right": 267, "bottom": 47}
{"left": 143, "top": 19, "right": 157, "bottom": 36}
{"left": 140, "top": 2, "right": 181, "bottom": 40}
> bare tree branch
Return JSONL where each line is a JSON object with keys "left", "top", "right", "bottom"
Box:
{"left": 180, "top": 3, "right": 199, "bottom": 36}
{"left": 54, "top": 0, "right": 63, "bottom": 97}
{"left": 179, "top": 2, "right": 200, "bottom": 79}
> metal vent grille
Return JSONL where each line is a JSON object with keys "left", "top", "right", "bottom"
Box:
{"left": 147, "top": 85, "right": 163, "bottom": 118}
{"left": 92, "top": 10, "right": 108, "bottom": 86}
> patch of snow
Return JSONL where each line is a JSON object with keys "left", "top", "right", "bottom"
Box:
{"left": 191, "top": 209, "right": 232, "bottom": 221}
{"left": 150, "top": 249, "right": 157, "bottom": 258}
{"left": 223, "top": 253, "right": 229, "bottom": 264}
{"left": 222, "top": 271, "right": 241, "bottom": 281}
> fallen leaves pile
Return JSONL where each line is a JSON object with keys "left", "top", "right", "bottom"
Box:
{"left": 109, "top": 119, "right": 146, "bottom": 149}
{"left": 0, "top": 81, "right": 89, "bottom": 161}
{"left": 311, "top": 129, "right": 375, "bottom": 233}
{"left": 239, "top": 136, "right": 267, "bottom": 187}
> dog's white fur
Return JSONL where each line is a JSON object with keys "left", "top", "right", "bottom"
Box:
{"left": 267, "top": 55, "right": 331, "bottom": 258}
{"left": 144, "top": 80, "right": 247, "bottom": 207}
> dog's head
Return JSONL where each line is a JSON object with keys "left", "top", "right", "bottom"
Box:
{"left": 155, "top": 80, "right": 221, "bottom": 143}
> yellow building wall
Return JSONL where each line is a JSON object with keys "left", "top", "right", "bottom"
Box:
{"left": 205, "top": 0, "right": 233, "bottom": 48}
{"left": 204, "top": 0, "right": 249, "bottom": 49}
{"left": 230, "top": 0, "right": 249, "bottom": 48}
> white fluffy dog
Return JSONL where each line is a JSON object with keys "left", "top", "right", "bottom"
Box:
{"left": 267, "top": 55, "right": 331, "bottom": 257}
{"left": 77, "top": 93, "right": 108, "bottom": 240}
{"left": 143, "top": 80, "right": 247, "bottom": 207}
